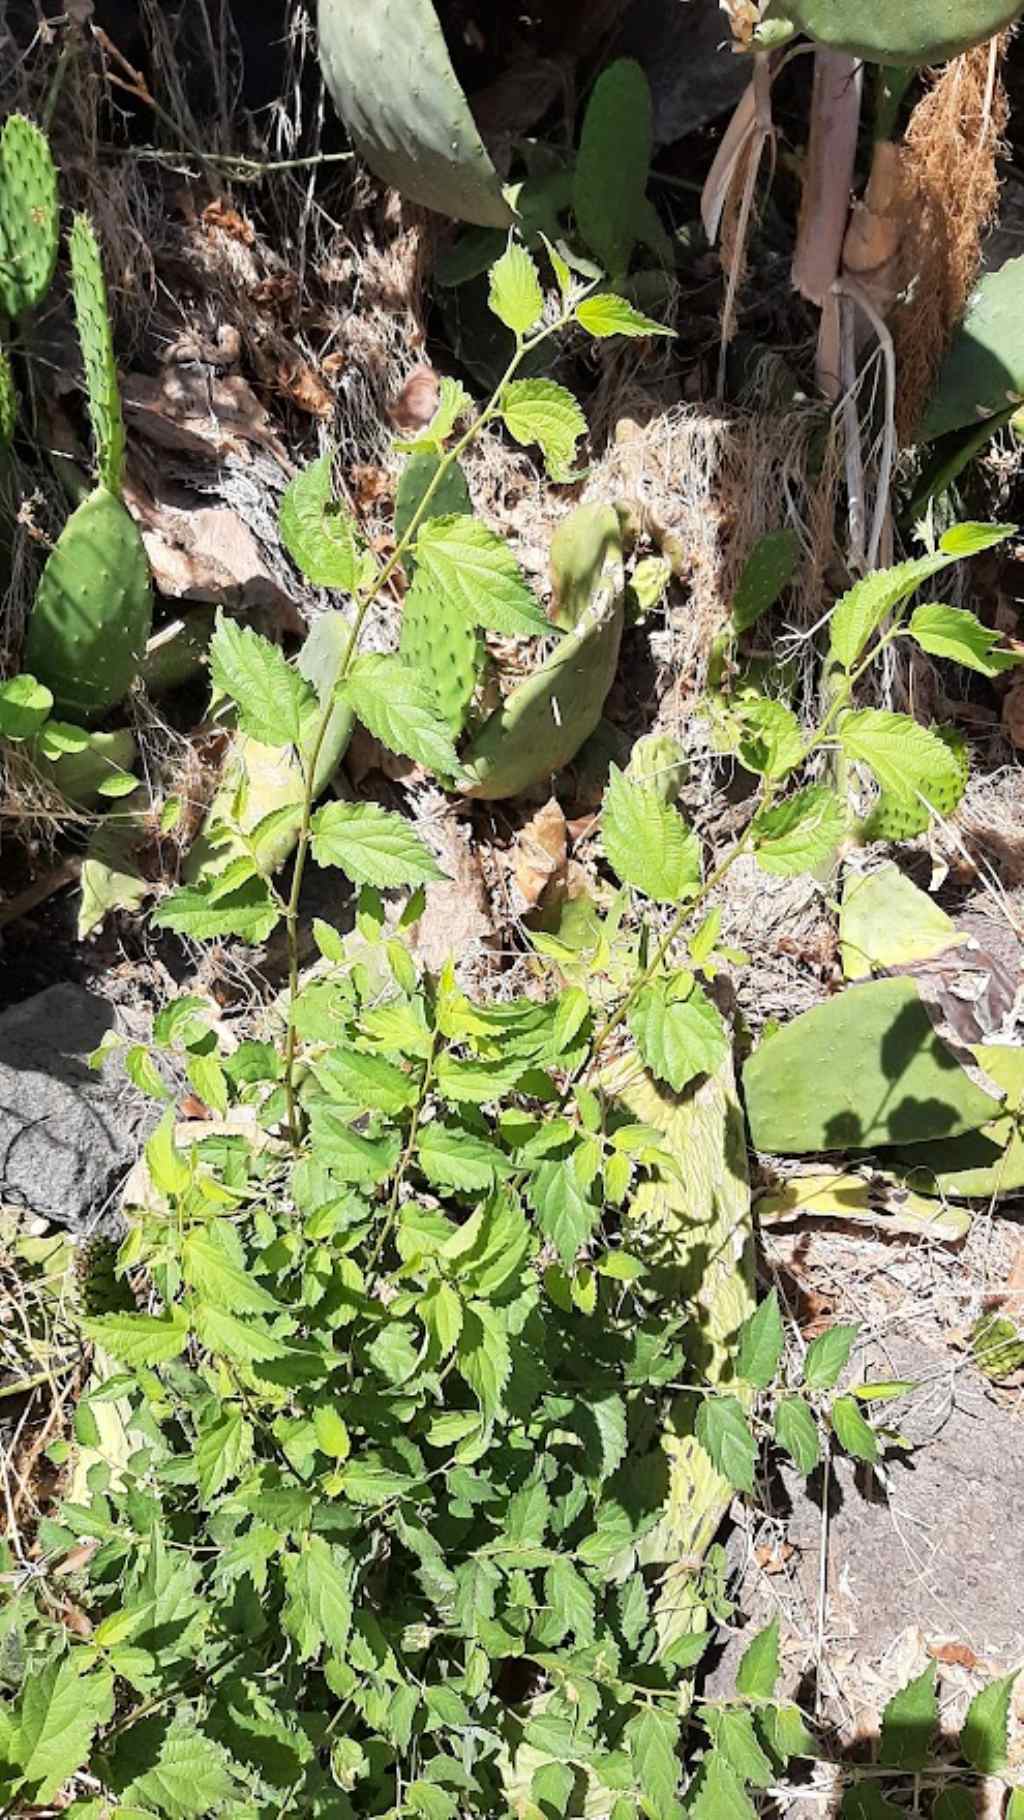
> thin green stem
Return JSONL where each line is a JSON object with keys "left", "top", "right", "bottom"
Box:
{"left": 367, "top": 1027, "right": 440, "bottom": 1278}
{"left": 279, "top": 295, "right": 584, "bottom": 1142}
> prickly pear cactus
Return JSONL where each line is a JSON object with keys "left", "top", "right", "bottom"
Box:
{"left": 317, "top": 0, "right": 514, "bottom": 227}
{"left": 23, "top": 485, "right": 153, "bottom": 722}
{"left": 761, "top": 0, "right": 1024, "bottom": 63}
{"left": 69, "top": 215, "right": 126, "bottom": 495}
{"left": 0, "top": 345, "right": 14, "bottom": 447}
{"left": 462, "top": 503, "right": 625, "bottom": 799}
{"left": 401, "top": 572, "right": 484, "bottom": 735}
{"left": 0, "top": 115, "right": 59, "bottom": 318}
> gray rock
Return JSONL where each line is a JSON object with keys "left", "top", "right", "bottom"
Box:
{"left": 0, "top": 984, "right": 155, "bottom": 1233}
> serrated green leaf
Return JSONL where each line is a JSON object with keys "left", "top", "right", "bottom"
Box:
{"left": 396, "top": 376, "right": 472, "bottom": 453}
{"left": 575, "top": 293, "right": 673, "bottom": 338}
{"left": 628, "top": 975, "right": 729, "bottom": 1093}
{"left": 182, "top": 1225, "right": 279, "bottom": 1313}
{"left": 909, "top": 602, "right": 1022, "bottom": 676}
{"left": 81, "top": 1307, "right": 189, "bottom": 1367}
{"left": 419, "top": 1279, "right": 463, "bottom": 1357}
{"left": 488, "top": 242, "right": 543, "bottom": 334}
{"left": 933, "top": 1790, "right": 976, "bottom": 1820}
{"left": 961, "top": 1671, "right": 1017, "bottom": 1773}
{"left": 731, "top": 529, "right": 801, "bottom": 634}
{"left": 601, "top": 764, "right": 702, "bottom": 902}
{"left": 939, "top": 521, "right": 1015, "bottom": 557}
{"left": 312, "top": 1403, "right": 351, "bottom": 1460}
{"left": 831, "top": 1395, "right": 879, "bottom": 1464}
{"left": 311, "top": 800, "right": 446, "bottom": 887}
{"left": 192, "top": 1304, "right": 292, "bottom": 1364}
{"left": 828, "top": 551, "right": 960, "bottom": 671}
{"left": 627, "top": 1707, "right": 679, "bottom": 1820}
{"left": 210, "top": 614, "right": 314, "bottom": 746}
{"left": 773, "top": 1396, "right": 821, "bottom": 1474}
{"left": 501, "top": 377, "right": 587, "bottom": 480}
{"left": 417, "top": 1122, "right": 512, "bottom": 1192}
{"left": 413, "top": 514, "right": 549, "bottom": 636}
{"left": 542, "top": 1556, "right": 597, "bottom": 1644}
{"left": 736, "top": 1615, "right": 781, "bottom": 1698}
{"left": 442, "top": 1189, "right": 532, "bottom": 1297}
{"left": 0, "top": 673, "right": 53, "bottom": 740}
{"left": 184, "top": 1050, "right": 228, "bottom": 1116}
{"left": 279, "top": 451, "right": 359, "bottom": 590}
{"left": 527, "top": 1158, "right": 597, "bottom": 1265}
{"left": 151, "top": 871, "right": 280, "bottom": 945}
{"left": 195, "top": 1407, "right": 252, "bottom": 1502}
{"left": 879, "top": 1663, "right": 936, "bottom": 1770}
{"left": 125, "top": 1045, "right": 170, "bottom": 1101}
{"left": 14, "top": 1658, "right": 114, "bottom": 1802}
{"left": 751, "top": 786, "right": 846, "bottom": 877}
{"left": 341, "top": 652, "right": 463, "bottom": 776}
{"left": 840, "top": 709, "right": 966, "bottom": 827}
{"left": 736, "top": 698, "right": 804, "bottom": 778}
{"left": 702, "top": 1706, "right": 774, "bottom": 1787}
{"left": 757, "top": 1703, "right": 819, "bottom": 1764}
{"left": 124, "top": 1721, "right": 239, "bottom": 1818}
{"left": 307, "top": 1105, "right": 401, "bottom": 1184}
{"left": 688, "top": 1751, "right": 757, "bottom": 1820}
{"left": 736, "top": 1291, "right": 784, "bottom": 1389}
{"left": 434, "top": 1053, "right": 526, "bottom": 1104}
{"left": 696, "top": 1395, "right": 757, "bottom": 1494}
{"left": 312, "top": 1045, "right": 418, "bottom": 1115}
{"left": 457, "top": 1301, "right": 510, "bottom": 1416}
{"left": 282, "top": 1537, "right": 353, "bottom": 1661}
{"left": 803, "top": 1323, "right": 859, "bottom": 1389}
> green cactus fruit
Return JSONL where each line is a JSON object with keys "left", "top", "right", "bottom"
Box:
{"left": 0, "top": 346, "right": 16, "bottom": 447}
{"left": 627, "top": 733, "right": 686, "bottom": 805}
{"left": 0, "top": 115, "right": 59, "bottom": 318}
{"left": 23, "top": 485, "right": 152, "bottom": 722}
{"left": 893, "top": 1045, "right": 1024, "bottom": 1200}
{"left": 185, "top": 611, "right": 354, "bottom": 882}
{"left": 401, "top": 570, "right": 483, "bottom": 736}
{"left": 761, "top": 0, "right": 1023, "bottom": 63}
{"left": 69, "top": 215, "right": 126, "bottom": 495}
{"left": 317, "top": 0, "right": 514, "bottom": 227}
{"left": 743, "top": 976, "right": 1003, "bottom": 1155}
{"left": 463, "top": 505, "right": 625, "bottom": 800}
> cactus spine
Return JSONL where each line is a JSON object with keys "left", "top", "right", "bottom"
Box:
{"left": 0, "top": 115, "right": 59, "bottom": 320}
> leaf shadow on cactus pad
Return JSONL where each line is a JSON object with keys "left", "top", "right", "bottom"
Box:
{"left": 823, "top": 998, "right": 987, "bottom": 1151}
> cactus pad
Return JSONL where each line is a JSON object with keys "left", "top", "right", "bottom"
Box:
{"left": 23, "top": 485, "right": 152, "bottom": 722}
{"left": 69, "top": 215, "right": 126, "bottom": 495}
{"left": 0, "top": 115, "right": 59, "bottom": 318}
{"left": 401, "top": 569, "right": 483, "bottom": 735}
{"left": 762, "top": 0, "right": 1023, "bottom": 63}
{"left": 317, "top": 0, "right": 513, "bottom": 226}
{"left": 463, "top": 504, "right": 625, "bottom": 799}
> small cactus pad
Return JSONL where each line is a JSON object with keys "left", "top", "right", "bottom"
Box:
{"left": 24, "top": 485, "right": 153, "bottom": 722}
{"left": 0, "top": 115, "right": 59, "bottom": 318}
{"left": 69, "top": 215, "right": 126, "bottom": 494}
{"left": 762, "top": 0, "right": 1023, "bottom": 63}
{"left": 401, "top": 570, "right": 483, "bottom": 736}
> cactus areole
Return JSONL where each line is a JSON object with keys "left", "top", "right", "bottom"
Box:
{"left": 761, "top": 0, "right": 1024, "bottom": 62}
{"left": 317, "top": 0, "right": 514, "bottom": 226}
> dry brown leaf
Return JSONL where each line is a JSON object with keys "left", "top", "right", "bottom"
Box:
{"left": 406, "top": 821, "right": 495, "bottom": 974}
{"left": 389, "top": 365, "right": 440, "bottom": 433}
{"left": 122, "top": 369, "right": 291, "bottom": 468}
{"left": 277, "top": 357, "right": 335, "bottom": 419}
{"left": 927, "top": 1639, "right": 981, "bottom": 1669}
{"left": 202, "top": 198, "right": 255, "bottom": 245}
{"left": 755, "top": 1541, "right": 796, "bottom": 1575}
{"left": 512, "top": 798, "right": 568, "bottom": 910}
{"left": 251, "top": 273, "right": 299, "bottom": 310}
{"left": 123, "top": 474, "right": 304, "bottom": 630}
